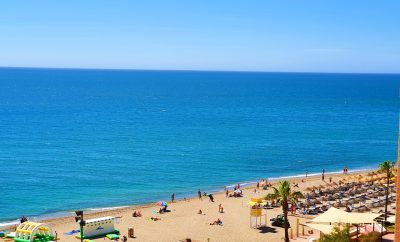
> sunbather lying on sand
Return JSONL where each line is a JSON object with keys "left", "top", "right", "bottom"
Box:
{"left": 151, "top": 217, "right": 161, "bottom": 221}
{"left": 132, "top": 210, "right": 142, "bottom": 217}
{"left": 210, "top": 218, "right": 222, "bottom": 225}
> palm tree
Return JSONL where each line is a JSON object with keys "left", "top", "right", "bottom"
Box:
{"left": 378, "top": 161, "right": 395, "bottom": 221}
{"left": 266, "top": 180, "right": 303, "bottom": 242}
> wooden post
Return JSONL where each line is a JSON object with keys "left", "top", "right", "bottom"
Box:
{"left": 265, "top": 213, "right": 267, "bottom": 227}
{"left": 290, "top": 227, "right": 293, "bottom": 239}
{"left": 356, "top": 225, "right": 359, "bottom": 239}
{"left": 302, "top": 224, "right": 305, "bottom": 236}
{"left": 296, "top": 218, "right": 299, "bottom": 237}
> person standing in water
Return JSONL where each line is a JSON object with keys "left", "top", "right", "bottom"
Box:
{"left": 198, "top": 190, "right": 202, "bottom": 200}
{"left": 322, "top": 169, "right": 325, "bottom": 181}
{"left": 171, "top": 193, "right": 175, "bottom": 203}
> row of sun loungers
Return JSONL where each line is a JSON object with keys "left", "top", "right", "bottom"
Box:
{"left": 298, "top": 179, "right": 396, "bottom": 216}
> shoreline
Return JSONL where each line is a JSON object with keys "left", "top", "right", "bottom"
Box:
{"left": 0, "top": 165, "right": 375, "bottom": 229}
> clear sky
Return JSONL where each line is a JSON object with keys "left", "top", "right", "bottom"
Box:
{"left": 1, "top": 1, "right": 399, "bottom": 73}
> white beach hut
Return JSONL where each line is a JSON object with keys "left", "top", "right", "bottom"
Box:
{"left": 79, "top": 216, "right": 117, "bottom": 238}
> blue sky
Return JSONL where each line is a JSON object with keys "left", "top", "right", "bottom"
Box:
{"left": 0, "top": 1, "right": 399, "bottom": 73}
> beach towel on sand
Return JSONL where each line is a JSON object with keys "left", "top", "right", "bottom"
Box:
{"left": 106, "top": 234, "right": 119, "bottom": 240}
{"left": 64, "top": 229, "right": 80, "bottom": 235}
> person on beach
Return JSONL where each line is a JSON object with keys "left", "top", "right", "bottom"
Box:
{"left": 257, "top": 182, "right": 260, "bottom": 189}
{"left": 198, "top": 190, "right": 202, "bottom": 200}
{"left": 132, "top": 211, "right": 142, "bottom": 217}
{"left": 290, "top": 203, "right": 296, "bottom": 215}
{"left": 305, "top": 171, "right": 308, "bottom": 177}
{"left": 329, "top": 177, "right": 332, "bottom": 183}
{"left": 209, "top": 194, "right": 214, "bottom": 202}
{"left": 322, "top": 173, "right": 325, "bottom": 181}
{"left": 225, "top": 190, "right": 229, "bottom": 197}
{"left": 218, "top": 204, "right": 224, "bottom": 213}
{"left": 210, "top": 218, "right": 222, "bottom": 225}
{"left": 20, "top": 216, "right": 28, "bottom": 224}
{"left": 198, "top": 209, "right": 203, "bottom": 215}
{"left": 171, "top": 193, "right": 175, "bottom": 203}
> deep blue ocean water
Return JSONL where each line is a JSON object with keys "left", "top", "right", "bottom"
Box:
{"left": 1, "top": 68, "right": 399, "bottom": 222}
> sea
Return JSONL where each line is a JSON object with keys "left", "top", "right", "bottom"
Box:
{"left": 0, "top": 68, "right": 399, "bottom": 224}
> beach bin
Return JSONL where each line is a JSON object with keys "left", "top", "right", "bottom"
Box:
{"left": 128, "top": 227, "right": 134, "bottom": 238}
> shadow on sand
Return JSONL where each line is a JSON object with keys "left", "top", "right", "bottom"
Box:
{"left": 257, "top": 226, "right": 278, "bottom": 234}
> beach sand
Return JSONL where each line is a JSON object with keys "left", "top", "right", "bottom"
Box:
{"left": 1, "top": 170, "right": 383, "bottom": 242}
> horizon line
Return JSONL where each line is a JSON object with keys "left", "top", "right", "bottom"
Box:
{"left": 0, "top": 65, "right": 399, "bottom": 75}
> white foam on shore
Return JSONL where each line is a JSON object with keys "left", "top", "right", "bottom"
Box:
{"left": 0, "top": 220, "right": 19, "bottom": 229}
{"left": 88, "top": 206, "right": 130, "bottom": 212}
{"left": 225, "top": 167, "right": 374, "bottom": 190}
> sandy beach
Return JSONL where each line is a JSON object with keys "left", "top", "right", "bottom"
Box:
{"left": 2, "top": 169, "right": 388, "bottom": 242}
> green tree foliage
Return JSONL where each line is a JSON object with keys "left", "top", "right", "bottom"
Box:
{"left": 318, "top": 226, "right": 351, "bottom": 242}
{"left": 378, "top": 160, "right": 395, "bottom": 221}
{"left": 266, "top": 180, "right": 303, "bottom": 242}
{"left": 359, "top": 231, "right": 381, "bottom": 242}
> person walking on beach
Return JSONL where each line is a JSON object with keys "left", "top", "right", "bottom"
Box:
{"left": 171, "top": 193, "right": 175, "bottom": 203}
{"left": 225, "top": 189, "right": 229, "bottom": 197}
{"left": 209, "top": 194, "right": 214, "bottom": 202}
{"left": 198, "top": 190, "right": 202, "bottom": 200}
{"left": 322, "top": 169, "right": 325, "bottom": 181}
{"left": 329, "top": 177, "right": 332, "bottom": 183}
{"left": 305, "top": 171, "right": 308, "bottom": 178}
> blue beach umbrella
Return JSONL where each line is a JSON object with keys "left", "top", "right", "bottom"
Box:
{"left": 156, "top": 201, "right": 168, "bottom": 206}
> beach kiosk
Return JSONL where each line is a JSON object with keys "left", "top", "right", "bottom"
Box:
{"left": 76, "top": 216, "right": 119, "bottom": 239}
{"left": 14, "top": 221, "right": 54, "bottom": 242}
{"left": 248, "top": 197, "right": 267, "bottom": 228}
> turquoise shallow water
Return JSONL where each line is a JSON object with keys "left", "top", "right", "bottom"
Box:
{"left": 0, "top": 68, "right": 399, "bottom": 222}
